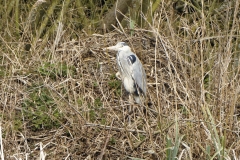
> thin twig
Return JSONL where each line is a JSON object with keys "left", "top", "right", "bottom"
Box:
{"left": 84, "top": 123, "right": 146, "bottom": 134}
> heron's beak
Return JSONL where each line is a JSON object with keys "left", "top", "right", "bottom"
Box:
{"left": 103, "top": 45, "right": 119, "bottom": 51}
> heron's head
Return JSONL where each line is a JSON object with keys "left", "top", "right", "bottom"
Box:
{"left": 104, "top": 42, "right": 131, "bottom": 52}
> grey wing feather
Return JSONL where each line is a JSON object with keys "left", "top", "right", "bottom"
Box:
{"left": 131, "top": 58, "right": 147, "bottom": 95}
{"left": 117, "top": 51, "right": 147, "bottom": 95}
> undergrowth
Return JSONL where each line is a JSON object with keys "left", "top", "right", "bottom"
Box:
{"left": 0, "top": 0, "right": 239, "bottom": 159}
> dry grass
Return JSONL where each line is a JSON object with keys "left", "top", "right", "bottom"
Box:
{"left": 0, "top": 0, "right": 240, "bottom": 159}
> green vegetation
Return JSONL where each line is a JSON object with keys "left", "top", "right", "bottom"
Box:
{"left": 108, "top": 74, "right": 122, "bottom": 97}
{"left": 38, "top": 62, "right": 76, "bottom": 79}
{"left": 166, "top": 118, "right": 184, "bottom": 160}
{"left": 22, "top": 86, "right": 63, "bottom": 131}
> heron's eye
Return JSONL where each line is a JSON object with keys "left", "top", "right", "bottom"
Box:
{"left": 127, "top": 55, "right": 136, "bottom": 65}
{"left": 121, "top": 42, "right": 127, "bottom": 46}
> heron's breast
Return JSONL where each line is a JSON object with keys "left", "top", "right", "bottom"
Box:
{"left": 123, "top": 77, "right": 135, "bottom": 94}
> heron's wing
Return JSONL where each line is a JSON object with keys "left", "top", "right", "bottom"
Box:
{"left": 124, "top": 54, "right": 146, "bottom": 95}
{"left": 117, "top": 51, "right": 147, "bottom": 95}
{"left": 131, "top": 59, "right": 147, "bottom": 95}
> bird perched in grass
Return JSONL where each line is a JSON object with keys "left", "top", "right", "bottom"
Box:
{"left": 104, "top": 42, "right": 147, "bottom": 104}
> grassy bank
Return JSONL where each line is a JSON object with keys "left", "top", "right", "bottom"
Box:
{"left": 0, "top": 0, "right": 239, "bottom": 159}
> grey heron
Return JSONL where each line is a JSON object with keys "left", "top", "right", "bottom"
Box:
{"left": 104, "top": 42, "right": 147, "bottom": 104}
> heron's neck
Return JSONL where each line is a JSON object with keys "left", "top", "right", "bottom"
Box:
{"left": 119, "top": 46, "right": 131, "bottom": 52}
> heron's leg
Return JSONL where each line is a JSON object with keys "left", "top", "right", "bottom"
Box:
{"left": 115, "top": 72, "right": 121, "bottom": 80}
{"left": 127, "top": 95, "right": 132, "bottom": 125}
{"left": 128, "top": 94, "right": 134, "bottom": 104}
{"left": 128, "top": 94, "right": 138, "bottom": 125}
